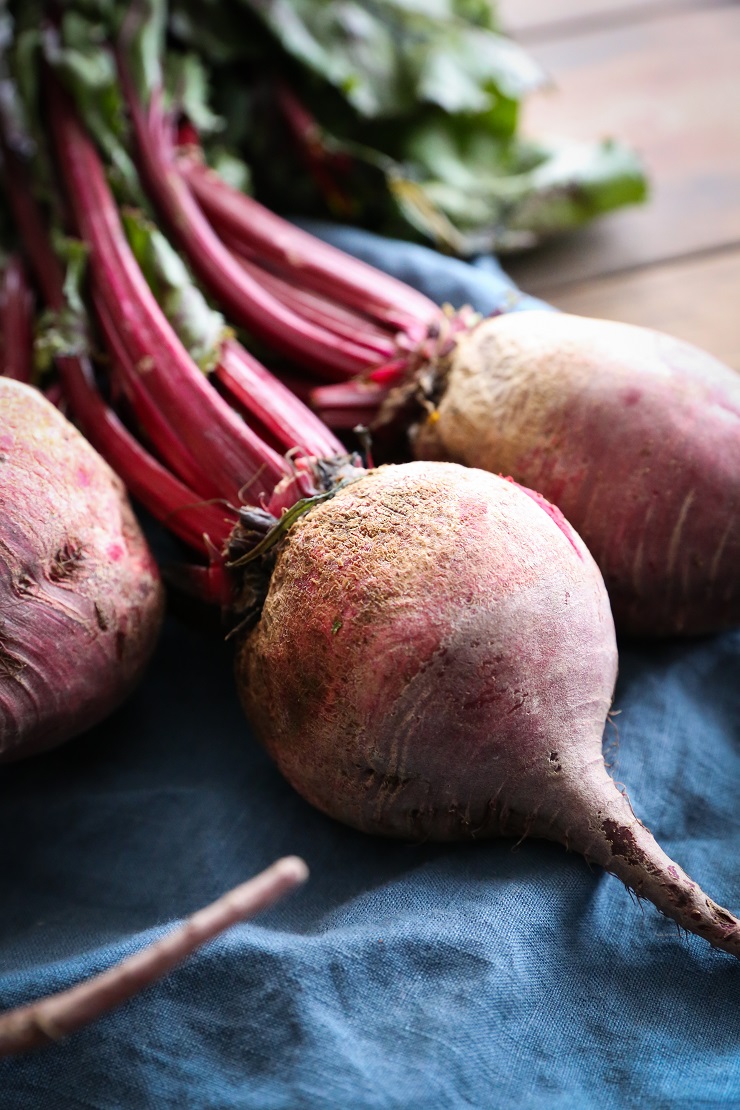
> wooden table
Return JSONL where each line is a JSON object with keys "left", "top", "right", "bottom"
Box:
{"left": 498, "top": 0, "right": 740, "bottom": 369}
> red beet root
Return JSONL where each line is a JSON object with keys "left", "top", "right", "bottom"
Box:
{"left": 238, "top": 461, "right": 740, "bottom": 957}
{"left": 407, "top": 312, "right": 740, "bottom": 636}
{"left": 0, "top": 378, "right": 164, "bottom": 760}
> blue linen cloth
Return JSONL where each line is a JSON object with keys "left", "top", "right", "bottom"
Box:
{"left": 0, "top": 232, "right": 738, "bottom": 1109}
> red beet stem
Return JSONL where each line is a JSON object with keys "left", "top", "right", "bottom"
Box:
{"left": 46, "top": 77, "right": 288, "bottom": 505}
{"left": 0, "top": 255, "right": 34, "bottom": 383}
{"left": 0, "top": 857, "right": 309, "bottom": 1057}
{"left": 179, "top": 154, "right": 440, "bottom": 342}
{"left": 273, "top": 79, "right": 358, "bottom": 219}
{"left": 311, "top": 379, "right": 391, "bottom": 430}
{"left": 215, "top": 338, "right": 345, "bottom": 458}
{"left": 228, "top": 247, "right": 400, "bottom": 362}
{"left": 0, "top": 134, "right": 68, "bottom": 313}
{"left": 91, "top": 283, "right": 226, "bottom": 502}
{"left": 164, "top": 558, "right": 233, "bottom": 606}
{"left": 117, "top": 62, "right": 383, "bottom": 381}
{"left": 59, "top": 351, "right": 235, "bottom": 554}
{"left": 0, "top": 131, "right": 234, "bottom": 554}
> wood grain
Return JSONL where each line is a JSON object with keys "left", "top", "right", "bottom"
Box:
{"left": 503, "top": 6, "right": 740, "bottom": 291}
{"left": 499, "top": 0, "right": 719, "bottom": 40}
{"left": 534, "top": 247, "right": 740, "bottom": 369}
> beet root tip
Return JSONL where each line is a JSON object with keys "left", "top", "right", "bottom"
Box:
{"left": 556, "top": 775, "right": 740, "bottom": 959}
{"left": 0, "top": 856, "right": 309, "bottom": 1057}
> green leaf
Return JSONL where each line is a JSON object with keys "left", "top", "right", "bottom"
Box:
{"left": 164, "top": 51, "right": 224, "bottom": 135}
{"left": 390, "top": 134, "right": 649, "bottom": 252}
{"left": 250, "top": 0, "right": 407, "bottom": 117}
{"left": 239, "top": 0, "right": 543, "bottom": 118}
{"left": 500, "top": 138, "right": 650, "bottom": 245}
{"left": 412, "top": 24, "right": 543, "bottom": 112}
{"left": 165, "top": 0, "right": 650, "bottom": 254}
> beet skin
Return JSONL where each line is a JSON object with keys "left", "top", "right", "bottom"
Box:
{"left": 0, "top": 379, "right": 164, "bottom": 760}
{"left": 411, "top": 312, "right": 740, "bottom": 636}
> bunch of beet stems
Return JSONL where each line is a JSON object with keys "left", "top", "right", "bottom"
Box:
{"left": 0, "top": 150, "right": 229, "bottom": 562}
{"left": 0, "top": 82, "right": 346, "bottom": 604}
{"left": 115, "top": 55, "right": 454, "bottom": 432}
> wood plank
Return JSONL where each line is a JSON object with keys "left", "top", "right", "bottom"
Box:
{"left": 503, "top": 7, "right": 740, "bottom": 292}
{"left": 534, "top": 247, "right": 740, "bottom": 370}
{"left": 499, "top": 0, "right": 718, "bottom": 40}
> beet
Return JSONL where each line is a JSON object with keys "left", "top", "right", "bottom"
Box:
{"left": 407, "top": 312, "right": 740, "bottom": 637}
{"left": 238, "top": 461, "right": 740, "bottom": 957}
{"left": 0, "top": 378, "right": 164, "bottom": 761}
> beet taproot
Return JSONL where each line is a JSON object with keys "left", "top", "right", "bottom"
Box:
{"left": 238, "top": 461, "right": 740, "bottom": 957}
{"left": 0, "top": 378, "right": 164, "bottom": 761}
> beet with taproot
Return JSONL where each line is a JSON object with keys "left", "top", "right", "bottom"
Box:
{"left": 238, "top": 461, "right": 740, "bottom": 957}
